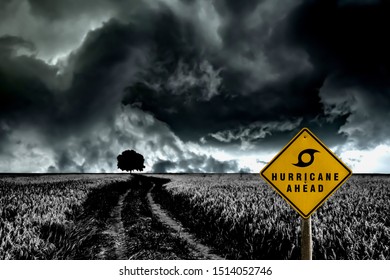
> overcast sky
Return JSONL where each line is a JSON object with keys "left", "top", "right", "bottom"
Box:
{"left": 1, "top": 0, "right": 390, "bottom": 173}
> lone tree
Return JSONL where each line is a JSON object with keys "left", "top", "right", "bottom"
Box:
{"left": 117, "top": 150, "right": 145, "bottom": 173}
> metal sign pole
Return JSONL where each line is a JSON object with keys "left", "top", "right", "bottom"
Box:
{"left": 301, "top": 216, "right": 312, "bottom": 260}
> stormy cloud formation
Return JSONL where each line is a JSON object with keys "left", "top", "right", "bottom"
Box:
{"left": 1, "top": 0, "right": 390, "bottom": 173}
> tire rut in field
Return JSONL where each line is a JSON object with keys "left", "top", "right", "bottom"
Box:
{"left": 147, "top": 183, "right": 224, "bottom": 260}
{"left": 97, "top": 189, "right": 130, "bottom": 260}
{"left": 95, "top": 176, "right": 216, "bottom": 260}
{"left": 122, "top": 176, "right": 210, "bottom": 260}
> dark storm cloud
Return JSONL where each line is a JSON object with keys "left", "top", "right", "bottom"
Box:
{"left": 2, "top": 0, "right": 390, "bottom": 172}
{"left": 0, "top": 15, "right": 154, "bottom": 141}
{"left": 319, "top": 75, "right": 390, "bottom": 149}
{"left": 0, "top": 7, "right": 156, "bottom": 172}
{"left": 53, "top": 19, "right": 148, "bottom": 132}
{"left": 27, "top": 0, "right": 112, "bottom": 20}
{"left": 26, "top": 0, "right": 148, "bottom": 21}
{"left": 287, "top": 0, "right": 390, "bottom": 148}
{"left": 152, "top": 160, "right": 176, "bottom": 173}
{"left": 56, "top": 150, "right": 85, "bottom": 173}
{"left": 0, "top": 35, "right": 35, "bottom": 55}
{"left": 0, "top": 35, "right": 56, "bottom": 124}
{"left": 0, "top": 0, "right": 122, "bottom": 62}
{"left": 122, "top": 0, "right": 334, "bottom": 148}
{"left": 0, "top": 0, "right": 341, "bottom": 172}
{"left": 288, "top": 0, "right": 390, "bottom": 75}
{"left": 0, "top": 0, "right": 12, "bottom": 16}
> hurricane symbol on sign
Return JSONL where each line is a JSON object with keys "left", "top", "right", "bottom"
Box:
{"left": 293, "top": 149, "right": 319, "bottom": 167}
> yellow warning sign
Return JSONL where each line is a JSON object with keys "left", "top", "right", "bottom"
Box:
{"left": 260, "top": 128, "right": 352, "bottom": 219}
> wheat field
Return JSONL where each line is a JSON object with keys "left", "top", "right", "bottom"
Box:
{"left": 0, "top": 174, "right": 128, "bottom": 259}
{"left": 1, "top": 173, "right": 389, "bottom": 260}
{"left": 153, "top": 174, "right": 390, "bottom": 260}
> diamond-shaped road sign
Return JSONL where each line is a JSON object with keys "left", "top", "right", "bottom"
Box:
{"left": 260, "top": 128, "right": 352, "bottom": 219}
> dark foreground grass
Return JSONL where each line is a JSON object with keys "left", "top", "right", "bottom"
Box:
{"left": 0, "top": 175, "right": 130, "bottom": 259}
{"left": 45, "top": 180, "right": 131, "bottom": 259}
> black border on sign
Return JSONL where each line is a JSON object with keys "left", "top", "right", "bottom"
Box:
{"left": 260, "top": 127, "right": 353, "bottom": 219}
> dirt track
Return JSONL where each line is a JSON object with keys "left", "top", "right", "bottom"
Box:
{"left": 98, "top": 175, "right": 221, "bottom": 260}
{"left": 97, "top": 189, "right": 130, "bottom": 259}
{"left": 147, "top": 182, "right": 223, "bottom": 260}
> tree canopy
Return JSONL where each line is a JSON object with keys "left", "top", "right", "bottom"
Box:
{"left": 117, "top": 150, "right": 145, "bottom": 172}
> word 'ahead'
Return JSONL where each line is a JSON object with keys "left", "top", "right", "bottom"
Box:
{"left": 260, "top": 128, "right": 352, "bottom": 219}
